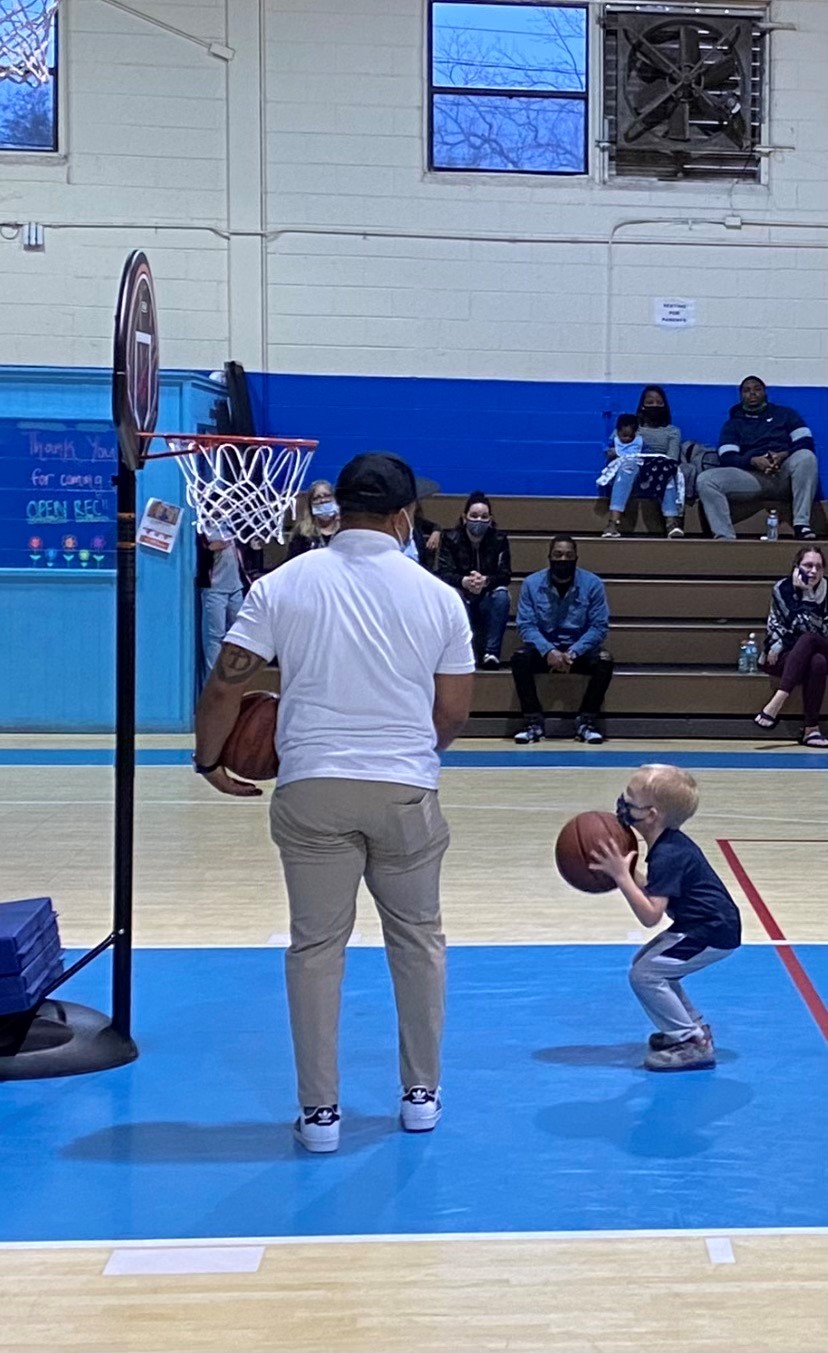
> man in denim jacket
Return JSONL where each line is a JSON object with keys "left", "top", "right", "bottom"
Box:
{"left": 511, "top": 535, "right": 613, "bottom": 745}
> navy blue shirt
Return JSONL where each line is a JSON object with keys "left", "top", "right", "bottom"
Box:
{"left": 646, "top": 828, "right": 741, "bottom": 950}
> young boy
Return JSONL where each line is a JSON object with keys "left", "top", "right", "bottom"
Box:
{"left": 598, "top": 413, "right": 683, "bottom": 540}
{"left": 590, "top": 764, "right": 741, "bottom": 1071}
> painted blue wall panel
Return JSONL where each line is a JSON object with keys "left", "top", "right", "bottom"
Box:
{"left": 0, "top": 368, "right": 217, "bottom": 731}
{"left": 249, "top": 373, "right": 827, "bottom": 497}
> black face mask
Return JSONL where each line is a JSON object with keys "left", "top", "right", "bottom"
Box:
{"left": 549, "top": 559, "right": 576, "bottom": 585}
{"left": 640, "top": 405, "right": 668, "bottom": 428}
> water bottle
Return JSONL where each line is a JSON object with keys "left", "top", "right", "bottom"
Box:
{"left": 745, "top": 633, "right": 759, "bottom": 674}
{"left": 766, "top": 509, "right": 779, "bottom": 542}
{"left": 737, "top": 640, "right": 748, "bottom": 674}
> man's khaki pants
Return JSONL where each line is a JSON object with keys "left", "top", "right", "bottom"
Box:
{"left": 270, "top": 778, "right": 450, "bottom": 1108}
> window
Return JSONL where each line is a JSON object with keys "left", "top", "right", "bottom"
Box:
{"left": 603, "top": 7, "right": 765, "bottom": 182}
{"left": 0, "top": 2, "right": 59, "bottom": 153}
{"left": 429, "top": 2, "right": 588, "bottom": 175}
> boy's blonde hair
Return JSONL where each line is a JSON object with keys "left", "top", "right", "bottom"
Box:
{"left": 631, "top": 764, "right": 700, "bottom": 829}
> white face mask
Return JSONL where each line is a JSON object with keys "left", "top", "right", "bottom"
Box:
{"left": 394, "top": 508, "right": 414, "bottom": 553}
{"left": 311, "top": 500, "right": 338, "bottom": 520}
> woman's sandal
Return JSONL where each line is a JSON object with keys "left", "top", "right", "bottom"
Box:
{"left": 754, "top": 710, "right": 780, "bottom": 730}
{"left": 800, "top": 729, "right": 828, "bottom": 748}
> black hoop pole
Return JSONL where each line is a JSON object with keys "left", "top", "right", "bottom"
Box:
{"left": 112, "top": 461, "right": 137, "bottom": 1041}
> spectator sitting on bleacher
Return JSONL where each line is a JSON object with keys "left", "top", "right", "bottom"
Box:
{"left": 637, "top": 385, "right": 682, "bottom": 463}
{"left": 753, "top": 545, "right": 828, "bottom": 748}
{"left": 436, "top": 492, "right": 511, "bottom": 668}
{"left": 511, "top": 535, "right": 613, "bottom": 745}
{"left": 286, "top": 480, "right": 340, "bottom": 559}
{"left": 697, "top": 376, "right": 818, "bottom": 541}
{"left": 407, "top": 502, "right": 442, "bottom": 570}
{"left": 597, "top": 413, "right": 684, "bottom": 540}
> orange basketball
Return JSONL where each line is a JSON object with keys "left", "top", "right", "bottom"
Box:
{"left": 221, "top": 691, "right": 279, "bottom": 781}
{"left": 555, "top": 811, "right": 637, "bottom": 894}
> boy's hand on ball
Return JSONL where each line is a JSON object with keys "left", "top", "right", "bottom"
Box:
{"left": 589, "top": 838, "right": 635, "bottom": 882}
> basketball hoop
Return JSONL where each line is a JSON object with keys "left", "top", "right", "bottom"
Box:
{"left": 137, "top": 433, "right": 318, "bottom": 545}
{"left": 0, "top": 0, "right": 60, "bottom": 84}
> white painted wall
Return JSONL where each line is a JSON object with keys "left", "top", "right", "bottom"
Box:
{"left": 264, "top": 0, "right": 828, "bottom": 387}
{"left": 0, "top": 0, "right": 825, "bottom": 386}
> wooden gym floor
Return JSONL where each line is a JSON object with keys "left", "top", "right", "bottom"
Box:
{"left": 0, "top": 735, "right": 826, "bottom": 1353}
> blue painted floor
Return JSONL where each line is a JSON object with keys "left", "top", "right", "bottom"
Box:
{"left": 0, "top": 945, "right": 826, "bottom": 1242}
{"left": 2, "top": 747, "right": 828, "bottom": 770}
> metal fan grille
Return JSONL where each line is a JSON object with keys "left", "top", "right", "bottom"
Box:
{"left": 604, "top": 8, "right": 764, "bottom": 181}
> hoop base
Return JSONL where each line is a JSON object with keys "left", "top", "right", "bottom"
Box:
{"left": 0, "top": 1001, "right": 138, "bottom": 1081}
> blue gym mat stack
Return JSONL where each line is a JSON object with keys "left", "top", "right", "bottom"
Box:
{"left": 0, "top": 898, "right": 63, "bottom": 1016}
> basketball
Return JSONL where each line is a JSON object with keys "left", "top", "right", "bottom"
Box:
{"left": 555, "top": 812, "right": 638, "bottom": 894}
{"left": 221, "top": 691, "right": 279, "bottom": 781}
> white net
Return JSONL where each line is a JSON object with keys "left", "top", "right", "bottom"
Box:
{"left": 170, "top": 437, "right": 316, "bottom": 546}
{"left": 0, "top": 0, "right": 59, "bottom": 83}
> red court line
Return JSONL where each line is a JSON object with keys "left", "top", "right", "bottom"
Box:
{"left": 717, "top": 838, "right": 828, "bottom": 1043}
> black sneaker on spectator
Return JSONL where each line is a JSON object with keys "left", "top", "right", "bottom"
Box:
{"left": 794, "top": 524, "right": 816, "bottom": 541}
{"left": 481, "top": 653, "right": 500, "bottom": 669}
{"left": 575, "top": 720, "right": 604, "bottom": 744}
{"left": 602, "top": 523, "right": 621, "bottom": 538}
{"left": 666, "top": 519, "right": 684, "bottom": 538}
{"left": 294, "top": 1105, "right": 341, "bottom": 1153}
{"left": 401, "top": 1086, "right": 442, "bottom": 1132}
{"left": 514, "top": 722, "right": 544, "bottom": 744}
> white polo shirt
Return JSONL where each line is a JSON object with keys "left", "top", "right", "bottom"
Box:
{"left": 225, "top": 529, "right": 475, "bottom": 789}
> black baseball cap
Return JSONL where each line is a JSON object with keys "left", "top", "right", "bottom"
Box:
{"left": 335, "top": 453, "right": 418, "bottom": 514}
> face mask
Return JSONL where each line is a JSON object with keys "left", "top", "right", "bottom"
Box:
{"left": 641, "top": 405, "right": 668, "bottom": 427}
{"left": 616, "top": 794, "right": 653, "bottom": 829}
{"left": 466, "top": 519, "right": 490, "bottom": 539}
{"left": 311, "top": 501, "right": 338, "bottom": 520}
{"left": 395, "top": 508, "right": 414, "bottom": 553}
{"left": 549, "top": 559, "right": 576, "bottom": 584}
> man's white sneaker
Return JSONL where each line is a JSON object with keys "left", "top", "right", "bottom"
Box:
{"left": 294, "top": 1105, "right": 341, "bottom": 1153}
{"left": 400, "top": 1086, "right": 442, "bottom": 1132}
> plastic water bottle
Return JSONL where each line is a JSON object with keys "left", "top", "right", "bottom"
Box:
{"left": 744, "top": 633, "right": 759, "bottom": 674}
{"left": 738, "top": 640, "right": 748, "bottom": 674}
{"left": 766, "top": 509, "right": 779, "bottom": 542}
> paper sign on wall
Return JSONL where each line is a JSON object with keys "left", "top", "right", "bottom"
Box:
{"left": 654, "top": 298, "right": 696, "bottom": 328}
{"left": 137, "top": 498, "right": 183, "bottom": 554}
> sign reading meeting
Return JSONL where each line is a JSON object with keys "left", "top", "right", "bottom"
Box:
{"left": 0, "top": 419, "right": 118, "bottom": 570}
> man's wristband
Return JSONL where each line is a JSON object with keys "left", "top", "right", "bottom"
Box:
{"left": 193, "top": 754, "right": 222, "bottom": 775}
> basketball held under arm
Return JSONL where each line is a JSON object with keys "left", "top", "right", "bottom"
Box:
{"left": 194, "top": 643, "right": 267, "bottom": 796}
{"left": 433, "top": 673, "right": 473, "bottom": 750}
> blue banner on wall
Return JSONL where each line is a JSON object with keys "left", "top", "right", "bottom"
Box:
{"left": 0, "top": 419, "right": 118, "bottom": 570}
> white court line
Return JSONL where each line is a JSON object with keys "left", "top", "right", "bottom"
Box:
{"left": 0, "top": 1226, "right": 825, "bottom": 1252}
{"left": 705, "top": 1236, "right": 736, "bottom": 1265}
{"left": 104, "top": 1245, "right": 264, "bottom": 1276}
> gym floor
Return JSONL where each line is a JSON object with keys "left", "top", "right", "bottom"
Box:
{"left": 0, "top": 736, "right": 826, "bottom": 1353}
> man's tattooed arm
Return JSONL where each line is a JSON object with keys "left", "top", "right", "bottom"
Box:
{"left": 194, "top": 643, "right": 268, "bottom": 773}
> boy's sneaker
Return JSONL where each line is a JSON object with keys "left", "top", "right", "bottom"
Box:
{"left": 481, "top": 653, "right": 500, "bottom": 669}
{"left": 644, "top": 1036, "right": 715, "bottom": 1072}
{"left": 648, "top": 1023, "right": 712, "bottom": 1052}
{"left": 400, "top": 1086, "right": 442, "bottom": 1132}
{"left": 575, "top": 720, "right": 604, "bottom": 745}
{"left": 294, "top": 1105, "right": 341, "bottom": 1153}
{"left": 514, "top": 722, "right": 544, "bottom": 744}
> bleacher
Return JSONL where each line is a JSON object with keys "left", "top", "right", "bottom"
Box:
{"left": 422, "top": 494, "right": 828, "bottom": 738}
{"left": 257, "top": 495, "right": 827, "bottom": 739}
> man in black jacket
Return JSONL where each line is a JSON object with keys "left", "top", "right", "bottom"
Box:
{"left": 436, "top": 492, "right": 511, "bottom": 668}
{"left": 697, "top": 376, "right": 818, "bottom": 540}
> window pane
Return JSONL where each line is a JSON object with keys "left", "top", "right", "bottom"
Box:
{"left": 433, "top": 92, "right": 585, "bottom": 172}
{"left": 0, "top": 2, "right": 58, "bottom": 152}
{"left": 433, "top": 2, "right": 586, "bottom": 93}
{"left": 0, "top": 79, "right": 56, "bottom": 150}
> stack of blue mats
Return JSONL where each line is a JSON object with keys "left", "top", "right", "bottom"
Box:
{"left": 0, "top": 898, "right": 64, "bottom": 1017}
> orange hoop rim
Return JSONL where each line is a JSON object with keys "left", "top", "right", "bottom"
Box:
{"left": 134, "top": 432, "right": 319, "bottom": 463}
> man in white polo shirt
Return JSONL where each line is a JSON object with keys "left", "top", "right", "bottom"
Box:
{"left": 194, "top": 454, "right": 474, "bottom": 1153}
